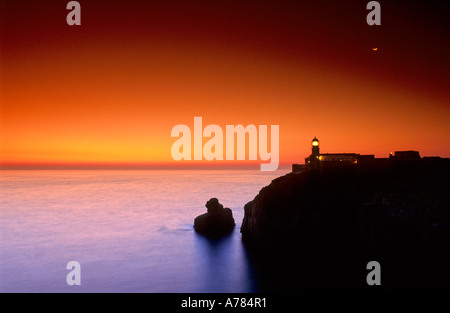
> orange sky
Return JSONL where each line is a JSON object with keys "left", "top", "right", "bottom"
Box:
{"left": 1, "top": 0, "right": 449, "bottom": 168}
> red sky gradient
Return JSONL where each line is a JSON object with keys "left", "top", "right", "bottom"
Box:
{"left": 1, "top": 0, "right": 449, "bottom": 168}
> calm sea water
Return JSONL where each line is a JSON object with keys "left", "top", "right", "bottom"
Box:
{"left": 0, "top": 169, "right": 288, "bottom": 292}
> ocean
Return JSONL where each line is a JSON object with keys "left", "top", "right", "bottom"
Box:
{"left": 0, "top": 169, "right": 289, "bottom": 292}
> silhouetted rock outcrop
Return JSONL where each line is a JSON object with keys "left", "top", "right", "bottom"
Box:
{"left": 241, "top": 158, "right": 450, "bottom": 292}
{"left": 194, "top": 198, "right": 235, "bottom": 237}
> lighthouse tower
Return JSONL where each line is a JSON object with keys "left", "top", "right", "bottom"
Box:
{"left": 310, "top": 137, "right": 320, "bottom": 171}
{"left": 311, "top": 137, "right": 320, "bottom": 158}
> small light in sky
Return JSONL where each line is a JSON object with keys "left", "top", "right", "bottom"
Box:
{"left": 372, "top": 47, "right": 378, "bottom": 51}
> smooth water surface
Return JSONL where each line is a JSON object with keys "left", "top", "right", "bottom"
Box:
{"left": 0, "top": 169, "right": 288, "bottom": 292}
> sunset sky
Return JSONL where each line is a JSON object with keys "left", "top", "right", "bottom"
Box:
{"left": 1, "top": 0, "right": 449, "bottom": 168}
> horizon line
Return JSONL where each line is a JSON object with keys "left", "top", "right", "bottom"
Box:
{"left": 0, "top": 162, "right": 293, "bottom": 170}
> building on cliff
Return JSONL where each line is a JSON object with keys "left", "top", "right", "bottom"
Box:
{"left": 292, "top": 137, "right": 422, "bottom": 172}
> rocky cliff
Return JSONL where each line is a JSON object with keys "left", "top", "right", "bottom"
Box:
{"left": 241, "top": 159, "right": 450, "bottom": 292}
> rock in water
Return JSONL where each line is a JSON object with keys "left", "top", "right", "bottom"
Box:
{"left": 194, "top": 198, "right": 235, "bottom": 237}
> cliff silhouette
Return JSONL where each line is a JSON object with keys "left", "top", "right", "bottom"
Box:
{"left": 241, "top": 158, "right": 450, "bottom": 292}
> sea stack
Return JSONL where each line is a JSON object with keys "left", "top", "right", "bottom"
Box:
{"left": 194, "top": 198, "right": 235, "bottom": 237}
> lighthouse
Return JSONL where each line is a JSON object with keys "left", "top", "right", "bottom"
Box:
{"left": 309, "top": 137, "right": 320, "bottom": 170}
{"left": 311, "top": 137, "right": 320, "bottom": 158}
